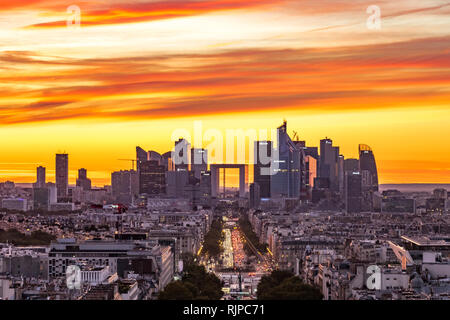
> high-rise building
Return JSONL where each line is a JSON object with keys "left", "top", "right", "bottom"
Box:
{"left": 148, "top": 150, "right": 162, "bottom": 165}
{"left": 136, "top": 146, "right": 148, "bottom": 162}
{"left": 173, "top": 138, "right": 190, "bottom": 172}
{"left": 199, "top": 171, "right": 212, "bottom": 206}
{"left": 55, "top": 153, "right": 69, "bottom": 199}
{"left": 183, "top": 170, "right": 211, "bottom": 208}
{"left": 304, "top": 146, "right": 319, "bottom": 160}
{"left": 254, "top": 141, "right": 272, "bottom": 198}
{"left": 111, "top": 170, "right": 139, "bottom": 205}
{"left": 344, "top": 158, "right": 359, "bottom": 172}
{"left": 305, "top": 155, "right": 317, "bottom": 189}
{"left": 319, "top": 138, "right": 339, "bottom": 192}
{"left": 292, "top": 140, "right": 307, "bottom": 200}
{"left": 359, "top": 144, "right": 379, "bottom": 192}
{"left": 78, "top": 168, "right": 87, "bottom": 179}
{"left": 300, "top": 145, "right": 318, "bottom": 201}
{"left": 361, "top": 169, "right": 374, "bottom": 211}
{"left": 76, "top": 168, "right": 92, "bottom": 191}
{"left": 33, "top": 187, "right": 50, "bottom": 210}
{"left": 249, "top": 183, "right": 261, "bottom": 208}
{"left": 345, "top": 171, "right": 362, "bottom": 213}
{"left": 161, "top": 151, "right": 174, "bottom": 172}
{"left": 35, "top": 166, "right": 46, "bottom": 188}
{"left": 338, "top": 155, "right": 345, "bottom": 196}
{"left": 166, "top": 170, "right": 190, "bottom": 198}
{"left": 139, "top": 160, "right": 166, "bottom": 195}
{"left": 136, "top": 146, "right": 148, "bottom": 172}
{"left": 191, "top": 148, "right": 208, "bottom": 180}
{"left": 270, "top": 121, "right": 301, "bottom": 198}
{"left": 46, "top": 182, "right": 58, "bottom": 204}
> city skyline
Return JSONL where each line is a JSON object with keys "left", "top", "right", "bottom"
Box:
{"left": 1, "top": 1, "right": 450, "bottom": 186}
{"left": 0, "top": 121, "right": 449, "bottom": 187}
{"left": 0, "top": 122, "right": 380, "bottom": 187}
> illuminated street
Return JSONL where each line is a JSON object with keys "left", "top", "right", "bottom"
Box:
{"left": 222, "top": 228, "right": 234, "bottom": 268}
{"left": 211, "top": 218, "right": 276, "bottom": 300}
{"left": 231, "top": 228, "right": 246, "bottom": 269}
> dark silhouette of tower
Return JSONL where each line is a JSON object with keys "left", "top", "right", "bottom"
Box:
{"left": 359, "top": 144, "right": 378, "bottom": 192}
{"left": 55, "top": 153, "right": 69, "bottom": 199}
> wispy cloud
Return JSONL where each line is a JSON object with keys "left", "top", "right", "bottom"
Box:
{"left": 1, "top": 35, "right": 449, "bottom": 124}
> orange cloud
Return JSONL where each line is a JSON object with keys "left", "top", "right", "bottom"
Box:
{"left": 1, "top": 35, "right": 449, "bottom": 125}
{"left": 19, "top": 0, "right": 285, "bottom": 28}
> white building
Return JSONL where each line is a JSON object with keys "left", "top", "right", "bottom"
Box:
{"left": 422, "top": 252, "right": 450, "bottom": 279}
{"left": 380, "top": 269, "right": 409, "bottom": 291}
{"left": 81, "top": 265, "right": 111, "bottom": 286}
{"left": 1, "top": 198, "right": 27, "bottom": 211}
{"left": 0, "top": 278, "right": 15, "bottom": 300}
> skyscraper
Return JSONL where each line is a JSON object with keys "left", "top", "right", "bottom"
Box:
{"left": 33, "top": 187, "right": 50, "bottom": 211}
{"left": 345, "top": 171, "right": 362, "bottom": 213}
{"left": 270, "top": 121, "right": 301, "bottom": 198}
{"left": 35, "top": 166, "right": 46, "bottom": 188}
{"left": 338, "top": 154, "right": 345, "bottom": 196}
{"left": 139, "top": 160, "right": 166, "bottom": 195}
{"left": 76, "top": 168, "right": 92, "bottom": 191}
{"left": 148, "top": 150, "right": 162, "bottom": 165}
{"left": 191, "top": 148, "right": 208, "bottom": 180}
{"left": 344, "top": 158, "right": 359, "bottom": 172}
{"left": 136, "top": 146, "right": 148, "bottom": 172}
{"left": 304, "top": 146, "right": 319, "bottom": 160}
{"left": 305, "top": 155, "right": 317, "bottom": 189}
{"left": 199, "top": 171, "right": 212, "bottom": 206}
{"left": 166, "top": 170, "right": 190, "bottom": 198}
{"left": 173, "top": 138, "right": 190, "bottom": 172}
{"left": 359, "top": 144, "right": 379, "bottom": 192}
{"left": 319, "top": 138, "right": 340, "bottom": 192}
{"left": 111, "top": 170, "right": 139, "bottom": 205}
{"left": 292, "top": 140, "right": 307, "bottom": 200}
{"left": 55, "top": 153, "right": 69, "bottom": 199}
{"left": 161, "top": 151, "right": 174, "bottom": 172}
{"left": 249, "top": 182, "right": 261, "bottom": 208}
{"left": 361, "top": 169, "right": 374, "bottom": 211}
{"left": 254, "top": 140, "right": 272, "bottom": 198}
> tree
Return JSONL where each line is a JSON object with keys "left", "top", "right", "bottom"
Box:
{"left": 257, "top": 270, "right": 323, "bottom": 300}
{"left": 158, "top": 281, "right": 194, "bottom": 300}
{"left": 159, "top": 261, "right": 224, "bottom": 300}
{"left": 238, "top": 215, "right": 267, "bottom": 254}
{"left": 181, "top": 252, "right": 197, "bottom": 269}
{"left": 0, "top": 228, "right": 56, "bottom": 246}
{"left": 202, "top": 219, "right": 224, "bottom": 258}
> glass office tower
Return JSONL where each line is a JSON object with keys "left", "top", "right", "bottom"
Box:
{"left": 270, "top": 121, "right": 301, "bottom": 198}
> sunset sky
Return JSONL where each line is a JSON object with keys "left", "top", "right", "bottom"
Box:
{"left": 0, "top": 0, "right": 450, "bottom": 186}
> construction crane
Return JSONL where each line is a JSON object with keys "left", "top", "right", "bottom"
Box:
{"left": 117, "top": 159, "right": 136, "bottom": 170}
